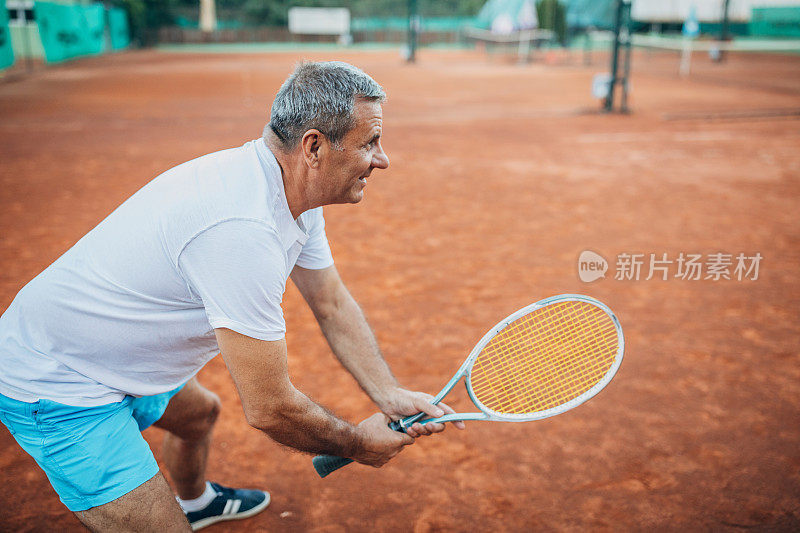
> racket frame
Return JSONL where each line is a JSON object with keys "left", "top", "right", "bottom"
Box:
{"left": 391, "top": 293, "right": 624, "bottom": 431}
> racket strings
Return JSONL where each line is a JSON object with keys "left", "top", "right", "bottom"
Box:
{"left": 469, "top": 301, "right": 619, "bottom": 415}
{"left": 476, "top": 306, "right": 614, "bottom": 388}
{"left": 480, "top": 309, "right": 616, "bottom": 412}
{"left": 473, "top": 310, "right": 614, "bottom": 413}
{"left": 505, "top": 312, "right": 616, "bottom": 398}
{"left": 478, "top": 325, "right": 608, "bottom": 411}
{"left": 476, "top": 306, "right": 616, "bottom": 412}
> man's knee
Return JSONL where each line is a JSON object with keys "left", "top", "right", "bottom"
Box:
{"left": 180, "top": 391, "right": 221, "bottom": 441}
{"left": 156, "top": 384, "right": 221, "bottom": 442}
{"left": 201, "top": 391, "right": 222, "bottom": 429}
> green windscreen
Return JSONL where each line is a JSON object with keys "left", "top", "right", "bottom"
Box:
{"left": 34, "top": 1, "right": 106, "bottom": 63}
{"left": 0, "top": 7, "right": 14, "bottom": 70}
{"left": 751, "top": 7, "right": 800, "bottom": 38}
{"left": 108, "top": 7, "right": 131, "bottom": 50}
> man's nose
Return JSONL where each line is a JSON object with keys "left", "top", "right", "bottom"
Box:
{"left": 372, "top": 146, "right": 389, "bottom": 169}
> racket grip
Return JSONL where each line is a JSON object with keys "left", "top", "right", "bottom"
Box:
{"left": 312, "top": 455, "right": 354, "bottom": 478}
{"left": 313, "top": 419, "right": 408, "bottom": 478}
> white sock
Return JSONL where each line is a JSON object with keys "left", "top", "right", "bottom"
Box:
{"left": 176, "top": 481, "right": 217, "bottom": 513}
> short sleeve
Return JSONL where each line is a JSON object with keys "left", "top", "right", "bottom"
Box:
{"left": 177, "top": 219, "right": 288, "bottom": 341}
{"left": 296, "top": 207, "right": 334, "bottom": 270}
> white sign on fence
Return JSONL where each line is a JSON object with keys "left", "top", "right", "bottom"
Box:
{"left": 288, "top": 7, "right": 351, "bottom": 36}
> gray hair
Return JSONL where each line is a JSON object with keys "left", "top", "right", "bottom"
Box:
{"left": 265, "top": 61, "right": 386, "bottom": 150}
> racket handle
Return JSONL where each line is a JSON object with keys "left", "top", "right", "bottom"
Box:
{"left": 312, "top": 419, "right": 408, "bottom": 478}
{"left": 312, "top": 455, "right": 354, "bottom": 478}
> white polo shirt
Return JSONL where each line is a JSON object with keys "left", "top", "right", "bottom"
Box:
{"left": 0, "top": 139, "right": 334, "bottom": 406}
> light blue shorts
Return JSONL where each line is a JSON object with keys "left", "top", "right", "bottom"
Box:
{"left": 0, "top": 383, "right": 185, "bottom": 512}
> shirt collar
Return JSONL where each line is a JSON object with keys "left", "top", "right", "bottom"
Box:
{"left": 254, "top": 138, "right": 308, "bottom": 248}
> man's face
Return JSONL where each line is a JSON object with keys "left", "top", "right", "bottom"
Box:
{"left": 318, "top": 98, "right": 389, "bottom": 205}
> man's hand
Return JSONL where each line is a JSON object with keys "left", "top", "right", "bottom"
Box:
{"left": 376, "top": 387, "right": 467, "bottom": 438}
{"left": 352, "top": 413, "right": 415, "bottom": 467}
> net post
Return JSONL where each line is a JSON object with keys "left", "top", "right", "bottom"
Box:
{"left": 715, "top": 0, "right": 731, "bottom": 63}
{"left": 619, "top": 2, "right": 633, "bottom": 113}
{"left": 407, "top": 0, "right": 418, "bottom": 63}
{"left": 603, "top": 0, "right": 626, "bottom": 112}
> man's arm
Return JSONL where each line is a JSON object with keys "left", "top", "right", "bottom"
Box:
{"left": 291, "top": 265, "right": 465, "bottom": 436}
{"left": 214, "top": 327, "right": 413, "bottom": 466}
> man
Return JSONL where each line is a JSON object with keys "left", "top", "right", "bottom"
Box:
{"left": 0, "top": 61, "right": 462, "bottom": 531}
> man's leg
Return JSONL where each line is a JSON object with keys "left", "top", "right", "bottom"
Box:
{"left": 152, "top": 377, "right": 221, "bottom": 499}
{"left": 0, "top": 392, "right": 193, "bottom": 532}
{"left": 149, "top": 378, "right": 270, "bottom": 531}
{"left": 75, "top": 472, "right": 190, "bottom": 532}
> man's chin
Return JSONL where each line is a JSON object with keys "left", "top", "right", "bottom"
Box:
{"left": 330, "top": 194, "right": 364, "bottom": 206}
{"left": 348, "top": 189, "right": 365, "bottom": 204}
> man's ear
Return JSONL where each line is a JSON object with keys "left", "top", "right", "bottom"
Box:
{"left": 301, "top": 130, "right": 325, "bottom": 169}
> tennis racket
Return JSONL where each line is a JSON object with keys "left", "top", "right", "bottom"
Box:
{"left": 312, "top": 293, "right": 624, "bottom": 478}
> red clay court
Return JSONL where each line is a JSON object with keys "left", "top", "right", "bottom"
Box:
{"left": 1, "top": 47, "right": 799, "bottom": 531}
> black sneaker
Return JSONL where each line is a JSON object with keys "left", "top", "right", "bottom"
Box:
{"left": 185, "top": 482, "right": 270, "bottom": 531}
